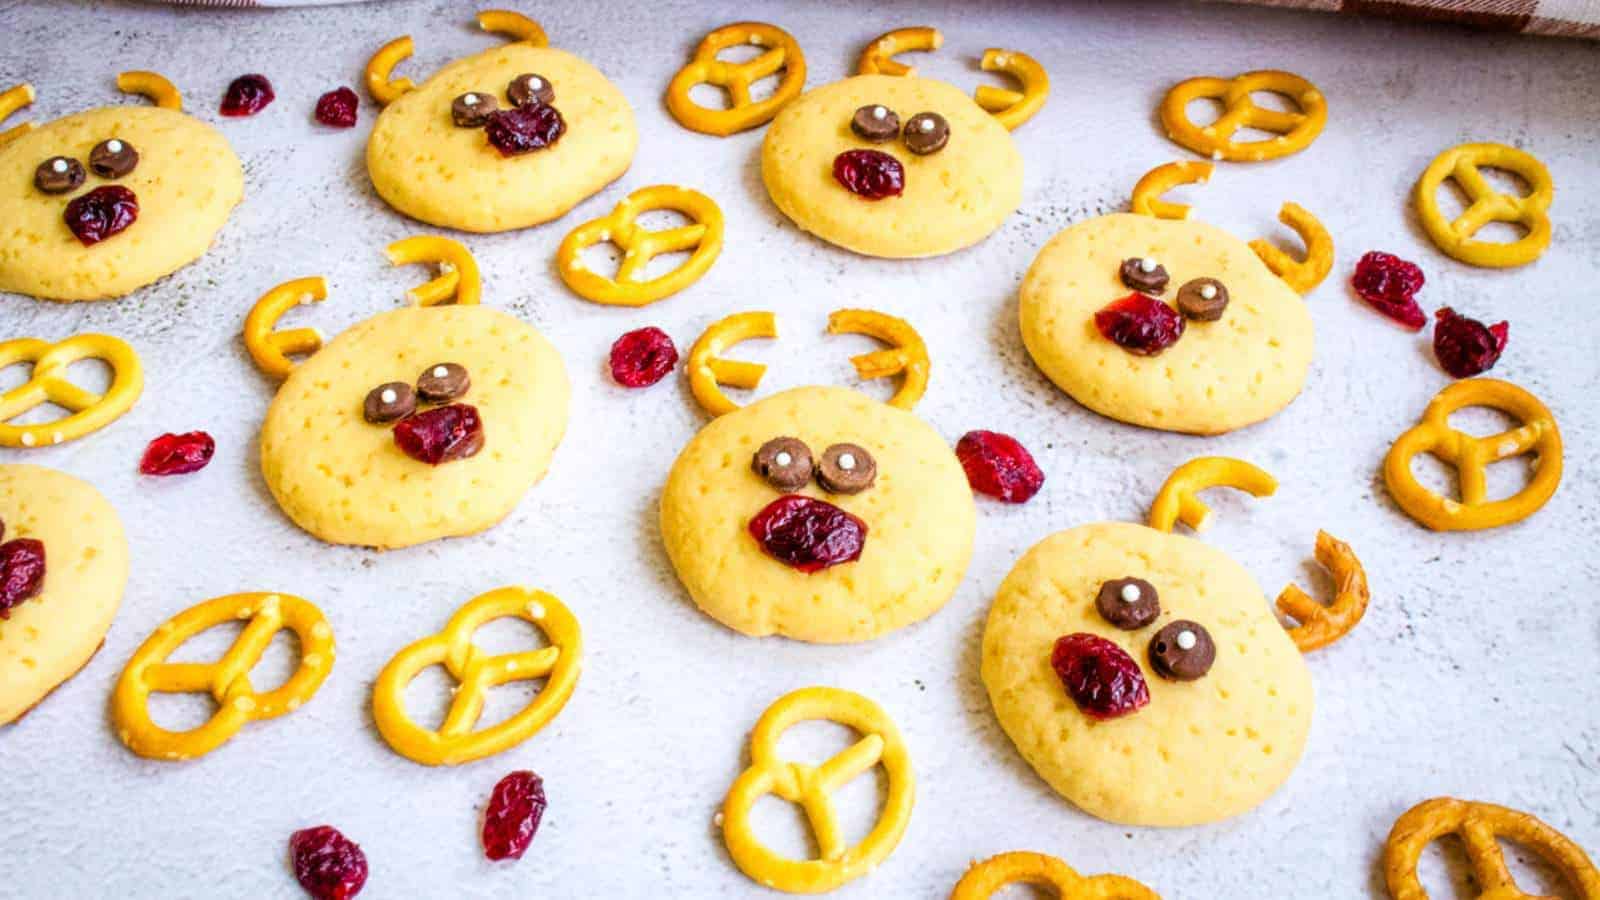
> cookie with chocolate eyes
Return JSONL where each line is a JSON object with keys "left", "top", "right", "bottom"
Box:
{"left": 981, "top": 521, "right": 1313, "bottom": 826}
{"left": 1019, "top": 213, "right": 1314, "bottom": 434}
{"left": 660, "top": 386, "right": 975, "bottom": 643}
{"left": 760, "top": 74, "right": 1022, "bottom": 258}
{"left": 0, "top": 85, "right": 242, "bottom": 302}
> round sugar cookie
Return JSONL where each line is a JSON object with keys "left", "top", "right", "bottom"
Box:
{"left": 367, "top": 43, "right": 636, "bottom": 232}
{"left": 981, "top": 521, "right": 1313, "bottom": 827}
{"left": 260, "top": 305, "right": 569, "bottom": 549}
{"left": 661, "top": 386, "right": 975, "bottom": 643}
{"left": 0, "top": 465, "right": 129, "bottom": 724}
{"left": 1019, "top": 213, "right": 1315, "bottom": 434}
{"left": 0, "top": 106, "right": 242, "bottom": 301}
{"left": 761, "top": 74, "right": 1022, "bottom": 258}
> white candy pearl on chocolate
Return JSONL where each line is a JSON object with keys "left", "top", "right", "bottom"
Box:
{"left": 774, "top": 451, "right": 792, "bottom": 467}
{"left": 1176, "top": 629, "right": 1198, "bottom": 650}
{"left": 463, "top": 94, "right": 480, "bottom": 105}
{"left": 1139, "top": 257, "right": 1158, "bottom": 273}
{"left": 1120, "top": 583, "right": 1142, "bottom": 603}
{"left": 529, "top": 76, "right": 544, "bottom": 89}
{"left": 380, "top": 389, "right": 397, "bottom": 404}
{"left": 51, "top": 158, "right": 67, "bottom": 172}
{"left": 872, "top": 105, "right": 887, "bottom": 119}
{"left": 432, "top": 365, "right": 449, "bottom": 378}
{"left": 838, "top": 453, "right": 857, "bottom": 471}
{"left": 918, "top": 117, "right": 935, "bottom": 132}
{"left": 1200, "top": 284, "right": 1218, "bottom": 300}
{"left": 107, "top": 139, "right": 123, "bottom": 152}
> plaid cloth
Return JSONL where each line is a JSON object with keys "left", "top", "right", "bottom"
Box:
{"left": 1219, "top": 0, "right": 1600, "bottom": 38}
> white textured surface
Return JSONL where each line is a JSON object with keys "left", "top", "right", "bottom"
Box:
{"left": 2, "top": 1, "right": 1598, "bottom": 897}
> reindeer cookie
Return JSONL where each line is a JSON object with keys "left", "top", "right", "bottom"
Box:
{"left": 0, "top": 74, "right": 242, "bottom": 301}
{"left": 364, "top": 10, "right": 636, "bottom": 232}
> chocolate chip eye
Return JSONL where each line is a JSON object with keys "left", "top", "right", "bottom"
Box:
{"left": 88, "top": 139, "right": 138, "bottom": 178}
{"left": 1176, "top": 278, "right": 1230, "bottom": 321}
{"left": 34, "top": 156, "right": 85, "bottom": 194}
{"left": 1148, "top": 620, "right": 1216, "bottom": 681}
{"left": 364, "top": 381, "right": 417, "bottom": 424}
{"left": 451, "top": 92, "right": 498, "bottom": 127}
{"left": 416, "top": 363, "right": 471, "bottom": 403}
{"left": 507, "top": 73, "right": 555, "bottom": 108}
{"left": 752, "top": 437, "right": 814, "bottom": 491}
{"left": 850, "top": 104, "right": 900, "bottom": 142}
{"left": 1096, "top": 577, "right": 1160, "bottom": 630}
{"left": 817, "top": 443, "right": 877, "bottom": 494}
{"left": 1119, "top": 257, "right": 1170, "bottom": 294}
{"left": 902, "top": 111, "right": 949, "bottom": 155}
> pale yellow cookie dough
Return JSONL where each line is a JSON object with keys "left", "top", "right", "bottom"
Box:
{"left": 0, "top": 465, "right": 128, "bottom": 724}
{"left": 1019, "top": 213, "right": 1314, "bottom": 434}
{"left": 367, "top": 43, "right": 636, "bottom": 232}
{"left": 0, "top": 106, "right": 242, "bottom": 302}
{"left": 260, "top": 305, "right": 569, "bottom": 549}
{"left": 982, "top": 522, "right": 1312, "bottom": 827}
{"left": 761, "top": 74, "right": 1022, "bottom": 259}
{"left": 661, "top": 386, "right": 974, "bottom": 643}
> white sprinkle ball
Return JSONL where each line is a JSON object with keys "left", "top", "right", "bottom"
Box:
{"left": 1200, "top": 284, "right": 1218, "bottom": 300}
{"left": 1139, "top": 257, "right": 1157, "bottom": 273}
{"left": 51, "top": 159, "right": 68, "bottom": 172}
{"left": 464, "top": 94, "right": 480, "bottom": 106}
{"left": 1120, "top": 583, "right": 1142, "bottom": 604}
{"left": 872, "top": 105, "right": 887, "bottom": 119}
{"left": 838, "top": 453, "right": 856, "bottom": 471}
{"left": 107, "top": 139, "right": 123, "bottom": 152}
{"left": 774, "top": 451, "right": 792, "bottom": 467}
{"left": 432, "top": 365, "right": 449, "bottom": 378}
{"left": 918, "top": 117, "right": 934, "bottom": 133}
{"left": 1176, "top": 630, "right": 1198, "bottom": 651}
{"left": 381, "top": 389, "right": 397, "bottom": 404}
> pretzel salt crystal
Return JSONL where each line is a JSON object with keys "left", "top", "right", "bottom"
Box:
{"left": 687, "top": 311, "right": 777, "bottom": 417}
{"left": 950, "top": 851, "right": 1162, "bottom": 900}
{"left": 0, "top": 83, "right": 35, "bottom": 147}
{"left": 1276, "top": 530, "right": 1368, "bottom": 653}
{"left": 974, "top": 48, "right": 1048, "bottom": 130}
{"left": 826, "top": 308, "right": 929, "bottom": 411}
{"left": 1130, "top": 160, "right": 1213, "bottom": 220}
{"left": 556, "top": 185, "right": 724, "bottom": 306}
{"left": 365, "top": 36, "right": 416, "bottom": 106}
{"left": 1160, "top": 70, "right": 1326, "bottom": 162}
{"left": 0, "top": 335, "right": 143, "bottom": 449}
{"left": 1414, "top": 142, "right": 1553, "bottom": 269}
{"left": 1384, "top": 797, "right": 1600, "bottom": 900}
{"left": 116, "top": 70, "right": 182, "bottom": 110}
{"left": 1148, "top": 457, "right": 1277, "bottom": 533}
{"left": 666, "top": 22, "right": 806, "bottom": 136}
{"left": 243, "top": 276, "right": 328, "bottom": 381}
{"left": 857, "top": 27, "right": 944, "bottom": 77}
{"left": 385, "top": 235, "right": 481, "bottom": 306}
{"left": 1249, "top": 201, "right": 1333, "bottom": 294}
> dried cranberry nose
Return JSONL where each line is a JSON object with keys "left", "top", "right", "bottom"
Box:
{"left": 63, "top": 185, "right": 139, "bottom": 246}
{"left": 832, "top": 149, "right": 905, "bottom": 200}
{"left": 747, "top": 494, "right": 867, "bottom": 574}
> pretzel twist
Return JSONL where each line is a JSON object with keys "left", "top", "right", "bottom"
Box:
{"left": 1160, "top": 70, "right": 1326, "bottom": 162}
{"left": 1414, "top": 142, "right": 1553, "bottom": 269}
{"left": 557, "top": 185, "right": 725, "bottom": 306}
{"left": 1276, "top": 530, "right": 1368, "bottom": 652}
{"left": 951, "top": 851, "right": 1161, "bottom": 900}
{"left": 826, "top": 309, "right": 929, "bottom": 410}
{"left": 858, "top": 27, "right": 944, "bottom": 76}
{"left": 243, "top": 276, "right": 328, "bottom": 380}
{"left": 373, "top": 587, "right": 582, "bottom": 766}
{"left": 0, "top": 83, "right": 36, "bottom": 147}
{"left": 365, "top": 36, "right": 416, "bottom": 106}
{"left": 0, "top": 335, "right": 143, "bottom": 449}
{"left": 476, "top": 9, "right": 548, "bottom": 45}
{"left": 666, "top": 22, "right": 806, "bottom": 136}
{"left": 116, "top": 70, "right": 182, "bottom": 110}
{"left": 385, "top": 235, "right": 481, "bottom": 306}
{"left": 1383, "top": 378, "right": 1561, "bottom": 531}
{"left": 974, "top": 48, "right": 1048, "bottom": 130}
{"left": 721, "top": 687, "right": 914, "bottom": 894}
{"left": 687, "top": 311, "right": 777, "bottom": 417}
{"left": 112, "top": 592, "right": 334, "bottom": 761}
{"left": 1148, "top": 457, "right": 1277, "bottom": 533}
{"left": 1384, "top": 798, "right": 1600, "bottom": 900}
{"left": 1130, "top": 160, "right": 1214, "bottom": 220}
{"left": 1249, "top": 201, "right": 1333, "bottom": 294}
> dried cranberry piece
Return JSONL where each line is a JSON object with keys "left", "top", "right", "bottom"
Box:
{"left": 314, "top": 87, "right": 359, "bottom": 128}
{"left": 220, "top": 74, "right": 275, "bottom": 117}
{"left": 955, "top": 430, "right": 1044, "bottom": 503}
{"left": 63, "top": 185, "right": 138, "bottom": 246}
{"left": 482, "top": 770, "right": 547, "bottom": 861}
{"left": 393, "top": 403, "right": 484, "bottom": 465}
{"left": 609, "top": 327, "right": 679, "bottom": 388}
{"left": 0, "top": 539, "right": 46, "bottom": 619}
{"left": 139, "top": 431, "right": 216, "bottom": 476}
{"left": 1093, "top": 293, "right": 1185, "bottom": 356}
{"left": 1433, "top": 307, "right": 1509, "bottom": 378}
{"left": 484, "top": 103, "right": 565, "bottom": 157}
{"left": 1051, "top": 633, "right": 1150, "bottom": 720}
{"left": 748, "top": 495, "right": 867, "bottom": 573}
{"left": 832, "top": 149, "right": 905, "bottom": 200}
{"left": 289, "top": 826, "right": 367, "bottom": 900}
{"left": 1352, "top": 251, "right": 1427, "bottom": 330}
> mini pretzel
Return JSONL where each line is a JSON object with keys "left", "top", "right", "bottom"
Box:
{"left": 858, "top": 27, "right": 944, "bottom": 77}
{"left": 1130, "top": 160, "right": 1213, "bottom": 220}
{"left": 116, "top": 70, "right": 182, "bottom": 110}
{"left": 1160, "top": 70, "right": 1327, "bottom": 162}
{"left": 365, "top": 36, "right": 416, "bottom": 106}
{"left": 721, "top": 686, "right": 914, "bottom": 894}
{"left": 826, "top": 308, "right": 929, "bottom": 410}
{"left": 1384, "top": 378, "right": 1562, "bottom": 532}
{"left": 244, "top": 276, "right": 328, "bottom": 380}
{"left": 687, "top": 311, "right": 777, "bottom": 417}
{"left": 372, "top": 586, "right": 581, "bottom": 766}
{"left": 476, "top": 9, "right": 549, "bottom": 45}
{"left": 1249, "top": 201, "right": 1333, "bottom": 294}
{"left": 385, "top": 235, "right": 481, "bottom": 306}
{"left": 1384, "top": 797, "right": 1600, "bottom": 900}
{"left": 1415, "top": 142, "right": 1554, "bottom": 269}
{"left": 0, "top": 83, "right": 35, "bottom": 147}
{"left": 666, "top": 22, "right": 806, "bottom": 137}
{"left": 556, "top": 185, "right": 725, "bottom": 306}
{"left": 112, "top": 592, "right": 334, "bottom": 761}
{"left": 1148, "top": 457, "right": 1277, "bottom": 533}
{"left": 0, "top": 335, "right": 143, "bottom": 449}
{"left": 974, "top": 48, "right": 1048, "bottom": 130}
{"left": 951, "top": 851, "right": 1161, "bottom": 900}
{"left": 1276, "top": 530, "right": 1368, "bottom": 653}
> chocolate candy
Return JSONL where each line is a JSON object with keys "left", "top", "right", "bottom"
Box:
{"left": 1176, "top": 277, "right": 1230, "bottom": 321}
{"left": 1120, "top": 257, "right": 1170, "bottom": 294}
{"left": 364, "top": 382, "right": 417, "bottom": 424}
{"left": 507, "top": 73, "right": 555, "bottom": 108}
{"left": 850, "top": 104, "right": 900, "bottom": 142}
{"left": 902, "top": 112, "right": 949, "bottom": 155}
{"left": 417, "top": 363, "right": 471, "bottom": 403}
{"left": 752, "top": 436, "right": 814, "bottom": 491}
{"left": 1095, "top": 577, "right": 1160, "bottom": 630}
{"left": 88, "top": 139, "right": 138, "bottom": 178}
{"left": 451, "top": 92, "right": 498, "bottom": 128}
{"left": 1148, "top": 620, "right": 1216, "bottom": 681}
{"left": 34, "top": 156, "right": 85, "bottom": 194}
{"left": 817, "top": 443, "right": 876, "bottom": 494}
